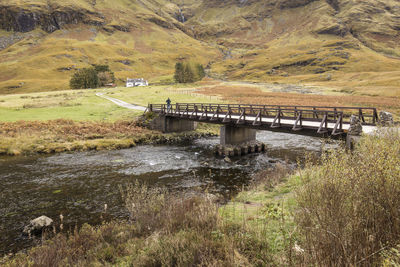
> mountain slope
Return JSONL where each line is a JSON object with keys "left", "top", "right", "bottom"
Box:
{"left": 0, "top": 0, "right": 221, "bottom": 93}
{"left": 1, "top": 0, "right": 400, "bottom": 95}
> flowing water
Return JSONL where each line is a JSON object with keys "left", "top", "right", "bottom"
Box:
{"left": 0, "top": 131, "right": 337, "bottom": 255}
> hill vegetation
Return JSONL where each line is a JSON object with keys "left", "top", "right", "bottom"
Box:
{"left": 0, "top": 0, "right": 399, "bottom": 95}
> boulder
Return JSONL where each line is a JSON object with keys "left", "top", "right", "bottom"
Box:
{"left": 379, "top": 111, "right": 394, "bottom": 126}
{"left": 23, "top": 216, "right": 53, "bottom": 235}
{"left": 348, "top": 115, "right": 363, "bottom": 136}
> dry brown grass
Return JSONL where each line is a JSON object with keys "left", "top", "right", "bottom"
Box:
{"left": 295, "top": 128, "right": 400, "bottom": 266}
{"left": 3, "top": 182, "right": 272, "bottom": 266}
{"left": 0, "top": 119, "right": 207, "bottom": 155}
{"left": 0, "top": 119, "right": 148, "bottom": 140}
{"left": 198, "top": 85, "right": 400, "bottom": 116}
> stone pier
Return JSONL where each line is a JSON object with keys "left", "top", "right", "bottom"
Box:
{"left": 346, "top": 115, "right": 363, "bottom": 150}
{"left": 220, "top": 125, "right": 256, "bottom": 145}
{"left": 215, "top": 142, "right": 266, "bottom": 157}
{"left": 150, "top": 115, "right": 197, "bottom": 133}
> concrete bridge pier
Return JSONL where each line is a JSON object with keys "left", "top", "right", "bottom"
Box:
{"left": 220, "top": 125, "right": 256, "bottom": 145}
{"left": 151, "top": 115, "right": 197, "bottom": 133}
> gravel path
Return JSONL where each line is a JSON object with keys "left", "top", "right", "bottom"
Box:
{"left": 96, "top": 92, "right": 147, "bottom": 111}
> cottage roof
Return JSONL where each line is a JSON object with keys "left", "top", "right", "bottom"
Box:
{"left": 127, "top": 78, "right": 146, "bottom": 83}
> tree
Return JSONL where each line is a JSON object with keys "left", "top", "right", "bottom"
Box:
{"left": 174, "top": 61, "right": 206, "bottom": 84}
{"left": 196, "top": 63, "right": 206, "bottom": 80}
{"left": 174, "top": 62, "right": 184, "bottom": 83}
{"left": 94, "top": 64, "right": 110, "bottom": 73}
{"left": 70, "top": 68, "right": 99, "bottom": 89}
{"left": 98, "top": 71, "right": 115, "bottom": 86}
{"left": 70, "top": 64, "right": 115, "bottom": 89}
{"left": 94, "top": 64, "right": 115, "bottom": 86}
{"left": 183, "top": 64, "right": 195, "bottom": 83}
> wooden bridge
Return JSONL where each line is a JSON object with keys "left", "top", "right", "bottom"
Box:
{"left": 147, "top": 103, "right": 379, "bottom": 145}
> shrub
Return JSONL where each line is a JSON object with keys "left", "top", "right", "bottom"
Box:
{"left": 120, "top": 181, "right": 218, "bottom": 236}
{"left": 295, "top": 128, "right": 400, "bottom": 265}
{"left": 4, "top": 180, "right": 277, "bottom": 266}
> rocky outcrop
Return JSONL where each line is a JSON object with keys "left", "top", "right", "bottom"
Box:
{"left": 0, "top": 34, "right": 24, "bottom": 50}
{"left": 325, "top": 0, "right": 340, "bottom": 11}
{"left": 0, "top": 5, "right": 104, "bottom": 33}
{"left": 202, "top": 0, "right": 258, "bottom": 8}
{"left": 278, "top": 0, "right": 318, "bottom": 9}
{"left": 316, "top": 24, "right": 348, "bottom": 36}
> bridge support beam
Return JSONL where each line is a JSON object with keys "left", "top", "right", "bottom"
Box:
{"left": 151, "top": 115, "right": 197, "bottom": 133}
{"left": 220, "top": 126, "right": 256, "bottom": 145}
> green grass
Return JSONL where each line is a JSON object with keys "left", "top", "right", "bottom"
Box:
{"left": 0, "top": 90, "right": 134, "bottom": 122}
{"left": 220, "top": 173, "right": 300, "bottom": 261}
{"left": 0, "top": 84, "right": 222, "bottom": 122}
{"left": 107, "top": 84, "right": 222, "bottom": 106}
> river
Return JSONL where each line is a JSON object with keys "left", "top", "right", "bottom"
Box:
{"left": 0, "top": 131, "right": 336, "bottom": 255}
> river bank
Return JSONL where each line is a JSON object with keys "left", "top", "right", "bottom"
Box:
{"left": 0, "top": 119, "right": 218, "bottom": 156}
{"left": 2, "top": 129, "right": 399, "bottom": 266}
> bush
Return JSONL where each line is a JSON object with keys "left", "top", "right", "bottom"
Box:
{"left": 4, "top": 179, "right": 277, "bottom": 266}
{"left": 295, "top": 128, "right": 400, "bottom": 265}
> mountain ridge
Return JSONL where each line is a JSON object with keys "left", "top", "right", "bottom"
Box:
{"left": 0, "top": 0, "right": 399, "bottom": 95}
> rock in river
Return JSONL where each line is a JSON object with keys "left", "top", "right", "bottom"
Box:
{"left": 23, "top": 216, "right": 53, "bottom": 236}
{"left": 224, "top": 156, "right": 232, "bottom": 163}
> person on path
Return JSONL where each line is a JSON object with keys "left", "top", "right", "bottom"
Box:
{"left": 166, "top": 98, "right": 171, "bottom": 112}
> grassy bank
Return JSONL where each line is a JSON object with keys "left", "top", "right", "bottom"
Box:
{"left": 0, "top": 89, "right": 138, "bottom": 122}
{"left": 3, "top": 129, "right": 399, "bottom": 266}
{"left": 0, "top": 84, "right": 221, "bottom": 155}
{"left": 0, "top": 120, "right": 216, "bottom": 156}
{"left": 0, "top": 84, "right": 221, "bottom": 123}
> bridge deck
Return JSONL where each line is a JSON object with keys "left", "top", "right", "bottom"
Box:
{"left": 147, "top": 103, "right": 379, "bottom": 136}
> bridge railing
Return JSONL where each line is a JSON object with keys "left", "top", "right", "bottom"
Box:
{"left": 148, "top": 103, "right": 378, "bottom": 125}
{"left": 148, "top": 103, "right": 352, "bottom": 135}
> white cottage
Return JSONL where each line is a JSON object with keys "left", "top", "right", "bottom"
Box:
{"left": 126, "top": 78, "right": 148, "bottom": 87}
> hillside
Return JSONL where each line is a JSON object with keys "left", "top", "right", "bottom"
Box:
{"left": 0, "top": 0, "right": 220, "bottom": 93}
{"left": 1, "top": 0, "right": 400, "bottom": 95}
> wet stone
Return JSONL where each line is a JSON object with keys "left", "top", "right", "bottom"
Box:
{"left": 23, "top": 216, "right": 53, "bottom": 236}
